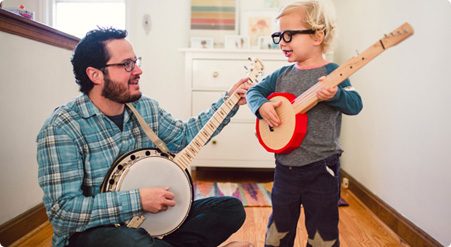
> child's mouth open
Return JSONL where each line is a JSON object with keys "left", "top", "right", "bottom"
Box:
{"left": 283, "top": 49, "right": 293, "bottom": 57}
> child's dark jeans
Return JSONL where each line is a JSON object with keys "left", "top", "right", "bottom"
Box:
{"left": 266, "top": 154, "right": 341, "bottom": 247}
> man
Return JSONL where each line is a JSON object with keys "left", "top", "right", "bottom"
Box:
{"left": 37, "top": 27, "right": 254, "bottom": 247}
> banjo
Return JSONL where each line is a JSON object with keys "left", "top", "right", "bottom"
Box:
{"left": 256, "top": 22, "right": 414, "bottom": 154}
{"left": 100, "top": 58, "right": 264, "bottom": 237}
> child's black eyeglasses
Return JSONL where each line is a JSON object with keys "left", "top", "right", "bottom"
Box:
{"left": 271, "top": 30, "right": 316, "bottom": 44}
{"left": 104, "top": 57, "right": 142, "bottom": 72}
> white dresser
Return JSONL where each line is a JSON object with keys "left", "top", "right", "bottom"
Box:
{"left": 181, "top": 49, "right": 290, "bottom": 169}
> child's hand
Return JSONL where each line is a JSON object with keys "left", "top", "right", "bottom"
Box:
{"left": 317, "top": 76, "right": 337, "bottom": 101}
{"left": 258, "top": 101, "right": 282, "bottom": 127}
{"left": 317, "top": 86, "right": 337, "bottom": 101}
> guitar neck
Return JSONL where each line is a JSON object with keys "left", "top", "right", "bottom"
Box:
{"left": 173, "top": 57, "right": 264, "bottom": 170}
{"left": 292, "top": 22, "right": 413, "bottom": 114}
{"left": 173, "top": 92, "right": 241, "bottom": 170}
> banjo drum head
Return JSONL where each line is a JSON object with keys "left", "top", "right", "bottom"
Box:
{"left": 115, "top": 149, "right": 192, "bottom": 237}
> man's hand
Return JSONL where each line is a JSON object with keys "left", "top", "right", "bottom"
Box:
{"left": 227, "top": 77, "right": 254, "bottom": 105}
{"left": 139, "top": 187, "right": 175, "bottom": 213}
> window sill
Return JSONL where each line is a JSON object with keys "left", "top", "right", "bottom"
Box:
{"left": 0, "top": 8, "right": 80, "bottom": 50}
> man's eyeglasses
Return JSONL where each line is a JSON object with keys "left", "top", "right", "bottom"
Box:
{"left": 271, "top": 30, "right": 316, "bottom": 44}
{"left": 104, "top": 57, "right": 142, "bottom": 72}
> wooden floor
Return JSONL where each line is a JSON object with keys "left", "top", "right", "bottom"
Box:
{"left": 10, "top": 168, "right": 409, "bottom": 247}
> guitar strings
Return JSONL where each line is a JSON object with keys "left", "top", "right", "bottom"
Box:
{"left": 175, "top": 60, "right": 262, "bottom": 169}
{"left": 291, "top": 81, "right": 325, "bottom": 112}
{"left": 174, "top": 92, "right": 240, "bottom": 169}
{"left": 291, "top": 64, "right": 348, "bottom": 114}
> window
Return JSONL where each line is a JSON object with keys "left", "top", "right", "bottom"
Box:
{"left": 54, "top": 0, "right": 126, "bottom": 38}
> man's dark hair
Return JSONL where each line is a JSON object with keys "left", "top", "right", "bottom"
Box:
{"left": 71, "top": 27, "right": 127, "bottom": 94}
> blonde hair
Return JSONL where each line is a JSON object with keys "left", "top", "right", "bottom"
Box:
{"left": 276, "top": 0, "right": 337, "bottom": 54}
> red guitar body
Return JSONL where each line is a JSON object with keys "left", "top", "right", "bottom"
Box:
{"left": 256, "top": 92, "right": 308, "bottom": 154}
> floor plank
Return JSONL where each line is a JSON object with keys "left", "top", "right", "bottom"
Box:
{"left": 10, "top": 168, "right": 410, "bottom": 247}
{"left": 222, "top": 188, "right": 409, "bottom": 247}
{"left": 9, "top": 221, "right": 53, "bottom": 247}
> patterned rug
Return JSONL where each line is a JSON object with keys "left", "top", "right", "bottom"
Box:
{"left": 194, "top": 181, "right": 273, "bottom": 206}
{"left": 193, "top": 181, "right": 349, "bottom": 207}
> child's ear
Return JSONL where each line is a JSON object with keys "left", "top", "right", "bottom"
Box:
{"left": 313, "top": 30, "right": 325, "bottom": 46}
{"left": 86, "top": 67, "right": 104, "bottom": 85}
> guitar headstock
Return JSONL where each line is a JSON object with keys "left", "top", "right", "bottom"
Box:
{"left": 245, "top": 57, "right": 264, "bottom": 84}
{"left": 380, "top": 22, "right": 414, "bottom": 49}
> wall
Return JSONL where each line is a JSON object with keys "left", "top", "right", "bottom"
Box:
{"left": 332, "top": 0, "right": 451, "bottom": 245}
{"left": 124, "top": 0, "right": 192, "bottom": 119}
{"left": 0, "top": 31, "right": 79, "bottom": 224}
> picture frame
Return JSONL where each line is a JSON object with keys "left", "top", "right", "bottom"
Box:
{"left": 190, "top": 0, "right": 239, "bottom": 48}
{"left": 257, "top": 36, "right": 277, "bottom": 49}
{"left": 190, "top": 37, "right": 214, "bottom": 49}
{"left": 240, "top": 9, "right": 278, "bottom": 48}
{"left": 225, "top": 35, "right": 250, "bottom": 50}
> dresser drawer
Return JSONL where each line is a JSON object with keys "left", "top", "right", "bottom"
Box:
{"left": 192, "top": 59, "right": 248, "bottom": 89}
{"left": 192, "top": 91, "right": 256, "bottom": 121}
{"left": 193, "top": 122, "right": 274, "bottom": 166}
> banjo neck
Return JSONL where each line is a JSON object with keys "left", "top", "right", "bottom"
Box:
{"left": 291, "top": 22, "right": 414, "bottom": 115}
{"left": 173, "top": 92, "right": 241, "bottom": 170}
{"left": 173, "top": 58, "right": 264, "bottom": 170}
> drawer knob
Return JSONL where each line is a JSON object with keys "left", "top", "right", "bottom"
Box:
{"left": 212, "top": 71, "right": 219, "bottom": 78}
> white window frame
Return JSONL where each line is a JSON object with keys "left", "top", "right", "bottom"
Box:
{"left": 40, "top": 0, "right": 126, "bottom": 36}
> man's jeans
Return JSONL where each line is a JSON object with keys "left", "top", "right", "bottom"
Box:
{"left": 68, "top": 196, "right": 246, "bottom": 247}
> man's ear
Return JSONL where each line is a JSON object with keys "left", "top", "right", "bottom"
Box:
{"left": 86, "top": 67, "right": 103, "bottom": 85}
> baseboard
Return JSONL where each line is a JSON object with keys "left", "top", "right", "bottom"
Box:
{"left": 341, "top": 169, "right": 443, "bottom": 247}
{"left": 0, "top": 203, "right": 48, "bottom": 246}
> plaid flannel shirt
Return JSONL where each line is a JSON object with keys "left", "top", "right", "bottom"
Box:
{"left": 37, "top": 93, "right": 237, "bottom": 247}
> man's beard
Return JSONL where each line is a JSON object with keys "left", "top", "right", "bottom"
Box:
{"left": 102, "top": 74, "right": 142, "bottom": 104}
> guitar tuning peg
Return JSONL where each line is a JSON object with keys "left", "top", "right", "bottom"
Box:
{"left": 397, "top": 30, "right": 402, "bottom": 35}
{"left": 384, "top": 34, "right": 389, "bottom": 38}
{"left": 244, "top": 66, "right": 248, "bottom": 71}
{"left": 248, "top": 57, "right": 252, "bottom": 61}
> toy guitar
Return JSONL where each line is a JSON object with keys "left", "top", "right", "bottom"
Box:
{"left": 256, "top": 22, "right": 414, "bottom": 154}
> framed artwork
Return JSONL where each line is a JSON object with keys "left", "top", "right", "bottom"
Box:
{"left": 191, "top": 37, "right": 214, "bottom": 49}
{"left": 240, "top": 9, "right": 278, "bottom": 48}
{"left": 190, "top": 0, "right": 238, "bottom": 47}
{"left": 191, "top": 0, "right": 237, "bottom": 31}
{"left": 225, "top": 36, "right": 250, "bottom": 49}
{"left": 258, "top": 36, "right": 277, "bottom": 49}
{"left": 265, "top": 0, "right": 280, "bottom": 8}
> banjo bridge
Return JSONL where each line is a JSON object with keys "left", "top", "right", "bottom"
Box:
{"left": 127, "top": 215, "right": 146, "bottom": 228}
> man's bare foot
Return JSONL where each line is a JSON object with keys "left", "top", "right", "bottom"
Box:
{"left": 222, "top": 241, "right": 255, "bottom": 247}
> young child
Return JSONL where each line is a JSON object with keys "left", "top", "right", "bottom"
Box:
{"left": 246, "top": 1, "right": 363, "bottom": 246}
